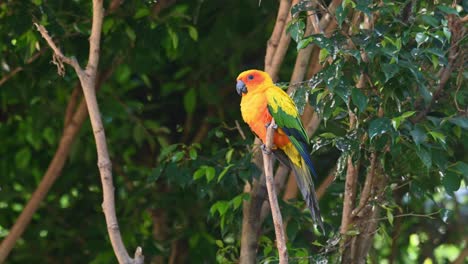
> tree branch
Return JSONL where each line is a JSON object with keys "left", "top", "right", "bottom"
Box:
{"left": 352, "top": 151, "right": 378, "bottom": 217}
{"left": 33, "top": 23, "right": 81, "bottom": 75}
{"left": 263, "top": 119, "right": 288, "bottom": 264}
{"left": 412, "top": 13, "right": 465, "bottom": 123}
{"left": 265, "top": 0, "right": 292, "bottom": 74}
{"left": 0, "top": 49, "right": 45, "bottom": 87}
{"left": 0, "top": 95, "right": 89, "bottom": 263}
{"left": 34, "top": 1, "right": 142, "bottom": 263}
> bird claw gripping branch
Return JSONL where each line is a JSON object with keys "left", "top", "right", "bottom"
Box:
{"left": 265, "top": 122, "right": 278, "bottom": 130}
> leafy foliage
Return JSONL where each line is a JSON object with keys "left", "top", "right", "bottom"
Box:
{"left": 0, "top": 0, "right": 466, "bottom": 263}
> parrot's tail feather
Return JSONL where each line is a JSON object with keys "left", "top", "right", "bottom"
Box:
{"left": 291, "top": 157, "right": 325, "bottom": 233}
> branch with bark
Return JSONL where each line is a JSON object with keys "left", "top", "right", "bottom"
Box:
{"left": 32, "top": 1, "right": 143, "bottom": 263}
{"left": 263, "top": 119, "right": 288, "bottom": 263}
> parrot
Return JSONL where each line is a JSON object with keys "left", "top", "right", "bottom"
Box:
{"left": 236, "top": 69, "right": 324, "bottom": 232}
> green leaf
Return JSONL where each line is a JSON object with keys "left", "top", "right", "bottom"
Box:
{"left": 189, "top": 148, "right": 198, "bottom": 160}
{"left": 291, "top": 86, "right": 308, "bottom": 114}
{"left": 442, "top": 172, "right": 461, "bottom": 194}
{"left": 387, "top": 209, "right": 394, "bottom": 226}
{"left": 368, "top": 118, "right": 392, "bottom": 140}
{"left": 287, "top": 19, "right": 305, "bottom": 42}
{"left": 415, "top": 32, "right": 429, "bottom": 47}
{"left": 42, "top": 127, "right": 55, "bottom": 145}
{"left": 351, "top": 88, "right": 367, "bottom": 113}
{"left": 171, "top": 151, "right": 185, "bottom": 162}
{"left": 188, "top": 26, "right": 198, "bottom": 41}
{"left": 102, "top": 18, "right": 115, "bottom": 35}
{"left": 410, "top": 126, "right": 427, "bottom": 146}
{"left": 215, "top": 240, "right": 224, "bottom": 248}
{"left": 416, "top": 146, "right": 432, "bottom": 168}
{"left": 231, "top": 194, "right": 244, "bottom": 210}
{"left": 210, "top": 201, "right": 229, "bottom": 216}
{"left": 225, "top": 148, "right": 234, "bottom": 163}
{"left": 449, "top": 117, "right": 468, "bottom": 129}
{"left": 15, "top": 148, "right": 32, "bottom": 169}
{"left": 381, "top": 63, "right": 399, "bottom": 82}
{"left": 167, "top": 26, "right": 179, "bottom": 49}
{"left": 125, "top": 26, "right": 136, "bottom": 42}
{"left": 428, "top": 131, "right": 446, "bottom": 144}
{"left": 205, "top": 166, "right": 215, "bottom": 182}
{"left": 148, "top": 167, "right": 164, "bottom": 182}
{"left": 437, "top": 5, "right": 459, "bottom": 15}
{"left": 391, "top": 111, "right": 416, "bottom": 130}
{"left": 218, "top": 164, "right": 234, "bottom": 182}
{"left": 183, "top": 88, "right": 197, "bottom": 114}
{"left": 297, "top": 37, "right": 313, "bottom": 50}
{"left": 452, "top": 161, "right": 468, "bottom": 176}
{"left": 134, "top": 8, "right": 150, "bottom": 19}
{"left": 193, "top": 167, "right": 205, "bottom": 180}
{"left": 335, "top": 4, "right": 347, "bottom": 27}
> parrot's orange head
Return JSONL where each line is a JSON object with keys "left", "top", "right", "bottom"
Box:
{"left": 236, "top": 69, "right": 274, "bottom": 96}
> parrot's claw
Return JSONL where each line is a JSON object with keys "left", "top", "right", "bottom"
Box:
{"left": 261, "top": 144, "right": 272, "bottom": 155}
{"left": 265, "top": 122, "right": 278, "bottom": 130}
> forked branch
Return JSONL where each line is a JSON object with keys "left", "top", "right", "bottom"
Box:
{"left": 34, "top": 1, "right": 143, "bottom": 263}
{"left": 263, "top": 119, "right": 288, "bottom": 264}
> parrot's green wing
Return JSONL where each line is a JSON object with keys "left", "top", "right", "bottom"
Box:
{"left": 266, "top": 86, "right": 324, "bottom": 232}
{"left": 265, "top": 88, "right": 318, "bottom": 178}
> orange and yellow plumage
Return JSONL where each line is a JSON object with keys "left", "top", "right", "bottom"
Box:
{"left": 236, "top": 69, "right": 324, "bottom": 231}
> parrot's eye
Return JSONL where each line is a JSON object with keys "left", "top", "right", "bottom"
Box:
{"left": 248, "top": 74, "right": 254, "bottom": 80}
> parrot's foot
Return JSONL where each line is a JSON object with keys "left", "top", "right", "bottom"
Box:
{"left": 265, "top": 122, "right": 278, "bottom": 129}
{"left": 261, "top": 144, "right": 272, "bottom": 155}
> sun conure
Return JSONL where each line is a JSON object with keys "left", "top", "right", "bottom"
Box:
{"left": 236, "top": 69, "right": 324, "bottom": 232}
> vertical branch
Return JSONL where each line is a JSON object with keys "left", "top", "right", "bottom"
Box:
{"left": 340, "top": 154, "right": 359, "bottom": 235}
{"left": 33, "top": 1, "right": 143, "bottom": 263}
{"left": 263, "top": 119, "right": 288, "bottom": 264}
{"left": 240, "top": 1, "right": 294, "bottom": 262}
{"left": 265, "top": 0, "right": 292, "bottom": 74}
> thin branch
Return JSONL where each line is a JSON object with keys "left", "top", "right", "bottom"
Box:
{"left": 340, "top": 155, "right": 359, "bottom": 235}
{"left": 0, "top": 50, "right": 45, "bottom": 86}
{"left": 265, "top": 0, "right": 292, "bottom": 73}
{"left": 316, "top": 166, "right": 337, "bottom": 200}
{"left": 34, "top": 23, "right": 80, "bottom": 74}
{"left": 352, "top": 151, "right": 378, "bottom": 217}
{"left": 0, "top": 93, "right": 89, "bottom": 263}
{"left": 263, "top": 119, "right": 288, "bottom": 264}
{"left": 235, "top": 120, "right": 247, "bottom": 140}
{"left": 85, "top": 0, "right": 104, "bottom": 76}
{"left": 34, "top": 1, "right": 142, "bottom": 263}
{"left": 64, "top": 84, "right": 82, "bottom": 127}
{"left": 413, "top": 13, "right": 464, "bottom": 123}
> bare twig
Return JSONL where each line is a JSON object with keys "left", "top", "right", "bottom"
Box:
{"left": 33, "top": 24, "right": 80, "bottom": 74}
{"left": 352, "top": 151, "right": 378, "bottom": 217}
{"left": 0, "top": 50, "right": 45, "bottom": 86}
{"left": 235, "top": 120, "right": 247, "bottom": 140}
{"left": 64, "top": 84, "right": 82, "bottom": 127}
{"left": 34, "top": 1, "right": 143, "bottom": 263}
{"left": 316, "top": 166, "right": 337, "bottom": 199}
{"left": 263, "top": 119, "right": 288, "bottom": 263}
{"left": 265, "top": 0, "right": 293, "bottom": 74}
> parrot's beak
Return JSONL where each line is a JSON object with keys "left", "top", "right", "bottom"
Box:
{"left": 236, "top": 80, "right": 247, "bottom": 95}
